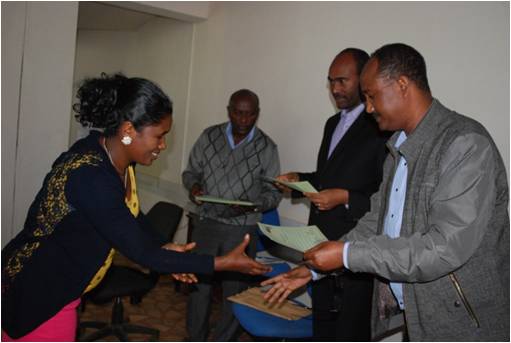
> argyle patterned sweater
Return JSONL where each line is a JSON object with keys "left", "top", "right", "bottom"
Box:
{"left": 182, "top": 122, "right": 282, "bottom": 226}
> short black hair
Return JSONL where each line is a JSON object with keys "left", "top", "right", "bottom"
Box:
{"left": 73, "top": 73, "right": 172, "bottom": 137}
{"left": 337, "top": 48, "right": 370, "bottom": 76}
{"left": 228, "top": 89, "right": 260, "bottom": 111}
{"left": 371, "top": 43, "right": 431, "bottom": 93}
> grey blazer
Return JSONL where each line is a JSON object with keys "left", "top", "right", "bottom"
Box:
{"left": 344, "top": 99, "right": 509, "bottom": 341}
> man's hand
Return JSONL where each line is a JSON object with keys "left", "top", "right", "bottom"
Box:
{"left": 304, "top": 188, "right": 348, "bottom": 211}
{"left": 274, "top": 172, "right": 300, "bottom": 193}
{"left": 260, "top": 265, "right": 312, "bottom": 304}
{"left": 162, "top": 242, "right": 199, "bottom": 283}
{"left": 215, "top": 234, "right": 272, "bottom": 275}
{"left": 303, "top": 241, "right": 344, "bottom": 272}
{"left": 190, "top": 184, "right": 204, "bottom": 205}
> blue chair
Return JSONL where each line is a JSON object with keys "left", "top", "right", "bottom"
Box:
{"left": 232, "top": 300, "right": 312, "bottom": 339}
{"left": 256, "top": 209, "right": 280, "bottom": 252}
{"left": 232, "top": 209, "right": 313, "bottom": 340}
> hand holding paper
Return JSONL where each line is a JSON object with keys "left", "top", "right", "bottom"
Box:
{"left": 190, "top": 184, "right": 204, "bottom": 204}
{"left": 305, "top": 188, "right": 349, "bottom": 211}
{"left": 303, "top": 240, "right": 345, "bottom": 272}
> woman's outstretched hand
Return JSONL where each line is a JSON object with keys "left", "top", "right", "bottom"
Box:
{"left": 162, "top": 242, "right": 199, "bottom": 283}
{"left": 215, "top": 234, "right": 271, "bottom": 275}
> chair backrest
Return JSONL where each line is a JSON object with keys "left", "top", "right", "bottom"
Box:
{"left": 256, "top": 209, "right": 281, "bottom": 252}
{"left": 145, "top": 201, "right": 183, "bottom": 242}
{"left": 261, "top": 209, "right": 280, "bottom": 226}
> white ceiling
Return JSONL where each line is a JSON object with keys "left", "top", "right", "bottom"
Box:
{"left": 77, "top": 2, "right": 157, "bottom": 31}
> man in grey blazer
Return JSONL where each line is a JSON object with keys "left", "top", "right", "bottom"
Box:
{"left": 261, "top": 43, "right": 509, "bottom": 341}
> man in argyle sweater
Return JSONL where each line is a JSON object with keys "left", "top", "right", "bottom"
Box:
{"left": 182, "top": 89, "right": 282, "bottom": 341}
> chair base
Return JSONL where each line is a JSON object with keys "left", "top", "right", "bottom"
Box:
{"left": 78, "top": 297, "right": 159, "bottom": 341}
{"left": 79, "top": 321, "right": 159, "bottom": 341}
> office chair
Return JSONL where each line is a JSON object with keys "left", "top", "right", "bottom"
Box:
{"left": 232, "top": 209, "right": 313, "bottom": 340}
{"left": 232, "top": 298, "right": 313, "bottom": 339}
{"left": 78, "top": 201, "right": 183, "bottom": 341}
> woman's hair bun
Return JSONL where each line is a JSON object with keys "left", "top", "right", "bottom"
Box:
{"left": 73, "top": 73, "right": 127, "bottom": 129}
{"left": 73, "top": 72, "right": 172, "bottom": 136}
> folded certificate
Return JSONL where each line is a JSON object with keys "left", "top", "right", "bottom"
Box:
{"left": 262, "top": 176, "right": 318, "bottom": 193}
{"left": 257, "top": 222, "right": 328, "bottom": 252}
{"left": 228, "top": 287, "right": 311, "bottom": 320}
{"left": 195, "top": 195, "right": 254, "bottom": 206}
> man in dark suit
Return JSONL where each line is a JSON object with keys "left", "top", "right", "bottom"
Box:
{"left": 276, "top": 48, "right": 389, "bottom": 340}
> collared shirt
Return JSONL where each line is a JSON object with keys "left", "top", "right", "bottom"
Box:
{"left": 327, "top": 103, "right": 365, "bottom": 159}
{"left": 226, "top": 122, "right": 256, "bottom": 149}
{"left": 342, "top": 131, "right": 408, "bottom": 311}
{"left": 382, "top": 131, "right": 408, "bottom": 309}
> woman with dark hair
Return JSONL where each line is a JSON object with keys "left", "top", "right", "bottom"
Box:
{"left": 1, "top": 73, "right": 269, "bottom": 341}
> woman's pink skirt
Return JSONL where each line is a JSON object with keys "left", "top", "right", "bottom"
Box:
{"left": 2, "top": 298, "right": 81, "bottom": 342}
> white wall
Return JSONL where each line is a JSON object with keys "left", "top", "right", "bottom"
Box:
{"left": 72, "top": 17, "right": 194, "bottom": 185}
{"left": 186, "top": 1, "right": 510, "bottom": 224}
{"left": 1, "top": 2, "right": 26, "bottom": 246}
{"left": 70, "top": 30, "right": 137, "bottom": 142}
{"left": 124, "top": 18, "right": 194, "bottom": 183}
{"left": 1, "top": 2, "right": 78, "bottom": 246}
{"left": 3, "top": 2, "right": 509, "bottom": 244}
{"left": 109, "top": 1, "right": 211, "bottom": 22}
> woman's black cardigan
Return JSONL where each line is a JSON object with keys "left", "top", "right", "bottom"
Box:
{"left": 2, "top": 131, "right": 214, "bottom": 338}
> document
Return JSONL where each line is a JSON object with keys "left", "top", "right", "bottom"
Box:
{"left": 228, "top": 287, "right": 311, "bottom": 320}
{"left": 195, "top": 195, "right": 254, "bottom": 206}
{"left": 261, "top": 176, "right": 318, "bottom": 193}
{"left": 257, "top": 222, "right": 328, "bottom": 252}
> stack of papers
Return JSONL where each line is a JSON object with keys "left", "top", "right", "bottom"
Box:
{"left": 257, "top": 222, "right": 328, "bottom": 252}
{"left": 228, "top": 287, "right": 311, "bottom": 320}
{"left": 195, "top": 195, "right": 254, "bottom": 206}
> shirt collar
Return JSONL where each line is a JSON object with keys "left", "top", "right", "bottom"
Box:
{"left": 226, "top": 122, "right": 256, "bottom": 149}
{"left": 340, "top": 102, "right": 365, "bottom": 120}
{"left": 395, "top": 131, "right": 408, "bottom": 149}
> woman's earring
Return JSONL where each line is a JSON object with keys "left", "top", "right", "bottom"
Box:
{"left": 121, "top": 135, "right": 132, "bottom": 145}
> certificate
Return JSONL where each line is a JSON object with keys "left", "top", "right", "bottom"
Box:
{"left": 257, "top": 222, "right": 328, "bottom": 252}
{"left": 262, "top": 176, "right": 318, "bottom": 193}
{"left": 195, "top": 195, "right": 255, "bottom": 206}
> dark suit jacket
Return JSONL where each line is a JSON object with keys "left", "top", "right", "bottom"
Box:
{"left": 295, "top": 110, "right": 389, "bottom": 339}
{"left": 296, "top": 110, "right": 389, "bottom": 240}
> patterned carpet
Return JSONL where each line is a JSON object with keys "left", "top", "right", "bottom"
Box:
{"left": 78, "top": 255, "right": 254, "bottom": 342}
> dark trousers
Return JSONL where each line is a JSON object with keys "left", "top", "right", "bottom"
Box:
{"left": 312, "top": 271, "right": 373, "bottom": 341}
{"left": 186, "top": 217, "right": 257, "bottom": 341}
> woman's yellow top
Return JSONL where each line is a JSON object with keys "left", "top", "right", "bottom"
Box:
{"left": 83, "top": 165, "right": 139, "bottom": 294}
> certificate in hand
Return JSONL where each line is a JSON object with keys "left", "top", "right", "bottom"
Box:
{"left": 257, "top": 222, "right": 328, "bottom": 253}
{"left": 261, "top": 176, "right": 318, "bottom": 193}
{"left": 195, "top": 195, "right": 254, "bottom": 206}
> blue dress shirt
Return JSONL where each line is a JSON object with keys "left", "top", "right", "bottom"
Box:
{"left": 226, "top": 122, "right": 256, "bottom": 149}
{"left": 342, "top": 131, "right": 408, "bottom": 309}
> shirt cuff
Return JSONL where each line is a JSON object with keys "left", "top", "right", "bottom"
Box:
{"left": 309, "top": 268, "right": 319, "bottom": 281}
{"left": 343, "top": 241, "right": 350, "bottom": 270}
